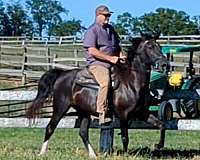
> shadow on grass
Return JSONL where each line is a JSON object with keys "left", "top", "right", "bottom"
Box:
{"left": 116, "top": 147, "right": 200, "bottom": 159}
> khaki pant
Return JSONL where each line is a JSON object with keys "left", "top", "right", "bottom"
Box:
{"left": 89, "top": 65, "right": 110, "bottom": 113}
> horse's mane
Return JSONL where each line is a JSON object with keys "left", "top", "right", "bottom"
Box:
{"left": 114, "top": 33, "right": 158, "bottom": 78}
{"left": 127, "top": 33, "right": 155, "bottom": 61}
{"left": 126, "top": 37, "right": 142, "bottom": 62}
{"left": 112, "top": 37, "right": 143, "bottom": 79}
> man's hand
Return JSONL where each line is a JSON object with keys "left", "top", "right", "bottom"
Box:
{"left": 119, "top": 55, "right": 127, "bottom": 63}
{"left": 109, "top": 56, "right": 119, "bottom": 64}
{"left": 109, "top": 55, "right": 127, "bottom": 64}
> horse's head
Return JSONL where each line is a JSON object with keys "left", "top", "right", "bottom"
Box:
{"left": 128, "top": 32, "right": 168, "bottom": 71}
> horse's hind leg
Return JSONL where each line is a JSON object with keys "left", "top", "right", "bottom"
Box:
{"left": 120, "top": 120, "right": 129, "bottom": 153}
{"left": 39, "top": 101, "right": 70, "bottom": 155}
{"left": 79, "top": 116, "right": 97, "bottom": 159}
{"left": 147, "top": 114, "right": 165, "bottom": 149}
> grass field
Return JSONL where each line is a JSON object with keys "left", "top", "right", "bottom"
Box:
{"left": 0, "top": 128, "right": 200, "bottom": 160}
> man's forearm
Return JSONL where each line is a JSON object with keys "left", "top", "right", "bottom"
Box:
{"left": 88, "top": 47, "right": 112, "bottom": 61}
{"left": 88, "top": 47, "right": 119, "bottom": 64}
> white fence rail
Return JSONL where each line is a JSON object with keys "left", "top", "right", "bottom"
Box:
{"left": 0, "top": 90, "right": 200, "bottom": 130}
{"left": 1, "top": 35, "right": 200, "bottom": 46}
{"left": 0, "top": 117, "right": 199, "bottom": 130}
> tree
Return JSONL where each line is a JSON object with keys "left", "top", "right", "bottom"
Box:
{"left": 26, "top": 0, "right": 68, "bottom": 37}
{"left": 113, "top": 12, "right": 140, "bottom": 35}
{"left": 0, "top": 0, "right": 12, "bottom": 36}
{"left": 0, "top": 0, "right": 5, "bottom": 35}
{"left": 51, "top": 19, "right": 86, "bottom": 36}
{"left": 113, "top": 8, "right": 198, "bottom": 36}
{"left": 192, "top": 15, "right": 200, "bottom": 33}
{"left": 140, "top": 8, "right": 198, "bottom": 35}
{"left": 7, "top": 2, "right": 33, "bottom": 36}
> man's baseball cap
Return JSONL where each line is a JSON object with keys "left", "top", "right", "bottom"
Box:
{"left": 95, "top": 5, "right": 113, "bottom": 16}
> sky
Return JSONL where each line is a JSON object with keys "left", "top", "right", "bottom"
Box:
{"left": 3, "top": 0, "right": 200, "bottom": 28}
{"left": 59, "top": 0, "right": 200, "bottom": 27}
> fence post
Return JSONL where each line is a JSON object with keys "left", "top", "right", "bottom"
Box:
{"left": 99, "top": 122, "right": 114, "bottom": 155}
{"left": 74, "top": 47, "right": 79, "bottom": 67}
{"left": 0, "top": 44, "right": 1, "bottom": 68}
{"left": 59, "top": 37, "right": 63, "bottom": 45}
{"left": 52, "top": 54, "right": 58, "bottom": 69}
{"left": 46, "top": 47, "right": 51, "bottom": 70}
{"left": 21, "top": 46, "right": 27, "bottom": 85}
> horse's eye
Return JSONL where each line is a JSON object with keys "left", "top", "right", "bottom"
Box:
{"left": 148, "top": 45, "right": 153, "bottom": 49}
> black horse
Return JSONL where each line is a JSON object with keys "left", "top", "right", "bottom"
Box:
{"left": 27, "top": 33, "right": 168, "bottom": 158}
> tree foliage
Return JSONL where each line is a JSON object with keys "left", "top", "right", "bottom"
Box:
{"left": 0, "top": 1, "right": 199, "bottom": 37}
{"left": 26, "top": 0, "right": 68, "bottom": 36}
{"left": 7, "top": 2, "right": 32, "bottom": 36}
{"left": 113, "top": 12, "right": 141, "bottom": 35}
{"left": 114, "top": 8, "right": 199, "bottom": 36}
{"left": 0, "top": 0, "right": 11, "bottom": 36}
{"left": 51, "top": 19, "right": 86, "bottom": 36}
{"left": 140, "top": 8, "right": 198, "bottom": 35}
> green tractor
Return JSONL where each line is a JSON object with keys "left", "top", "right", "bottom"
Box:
{"left": 148, "top": 45, "right": 200, "bottom": 121}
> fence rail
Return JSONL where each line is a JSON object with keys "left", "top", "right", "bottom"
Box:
{"left": 0, "top": 90, "right": 200, "bottom": 130}
{"left": 0, "top": 44, "right": 85, "bottom": 83}
{"left": 1, "top": 35, "right": 200, "bottom": 46}
{"left": 1, "top": 45, "right": 200, "bottom": 84}
{"left": 1, "top": 117, "right": 200, "bottom": 130}
{"left": 1, "top": 35, "right": 200, "bottom": 84}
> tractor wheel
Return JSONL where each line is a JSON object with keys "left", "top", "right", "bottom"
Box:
{"left": 182, "top": 81, "right": 200, "bottom": 118}
{"left": 158, "top": 101, "right": 173, "bottom": 121}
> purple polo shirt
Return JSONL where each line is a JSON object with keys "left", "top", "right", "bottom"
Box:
{"left": 83, "top": 23, "right": 121, "bottom": 68}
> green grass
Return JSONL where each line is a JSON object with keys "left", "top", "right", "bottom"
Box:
{"left": 0, "top": 128, "right": 200, "bottom": 159}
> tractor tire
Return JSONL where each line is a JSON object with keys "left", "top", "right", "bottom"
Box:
{"left": 158, "top": 101, "right": 173, "bottom": 121}
{"left": 182, "top": 80, "right": 200, "bottom": 118}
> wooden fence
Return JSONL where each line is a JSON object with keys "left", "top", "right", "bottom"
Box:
{"left": 0, "top": 35, "right": 82, "bottom": 46}
{"left": 0, "top": 44, "right": 85, "bottom": 84}
{"left": 0, "top": 89, "right": 200, "bottom": 130}
{"left": 1, "top": 35, "right": 200, "bottom": 130}
{"left": 1, "top": 35, "right": 200, "bottom": 85}
{"left": 1, "top": 44, "right": 200, "bottom": 84}
{"left": 0, "top": 87, "right": 53, "bottom": 118}
{"left": 1, "top": 35, "right": 200, "bottom": 46}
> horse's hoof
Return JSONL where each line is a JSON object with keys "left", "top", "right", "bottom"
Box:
{"left": 150, "top": 144, "right": 161, "bottom": 157}
{"left": 38, "top": 152, "right": 45, "bottom": 156}
{"left": 103, "top": 152, "right": 108, "bottom": 157}
{"left": 150, "top": 144, "right": 160, "bottom": 152}
{"left": 89, "top": 153, "right": 97, "bottom": 160}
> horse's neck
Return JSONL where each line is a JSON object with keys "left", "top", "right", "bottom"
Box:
{"left": 132, "top": 55, "right": 146, "bottom": 73}
{"left": 113, "top": 54, "right": 152, "bottom": 84}
{"left": 133, "top": 55, "right": 152, "bottom": 93}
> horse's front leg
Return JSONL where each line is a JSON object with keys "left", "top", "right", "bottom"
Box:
{"left": 120, "top": 120, "right": 129, "bottom": 153}
{"left": 79, "top": 116, "right": 97, "bottom": 159}
{"left": 147, "top": 114, "right": 165, "bottom": 150}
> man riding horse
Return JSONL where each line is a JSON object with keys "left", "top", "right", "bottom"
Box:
{"left": 83, "top": 5, "right": 126, "bottom": 124}
{"left": 26, "top": 5, "right": 168, "bottom": 158}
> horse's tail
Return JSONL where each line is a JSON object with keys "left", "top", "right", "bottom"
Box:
{"left": 26, "top": 68, "right": 63, "bottom": 118}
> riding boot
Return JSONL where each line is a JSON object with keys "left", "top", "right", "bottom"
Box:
{"left": 99, "top": 112, "right": 112, "bottom": 124}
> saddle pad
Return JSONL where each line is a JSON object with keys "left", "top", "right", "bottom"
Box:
{"left": 75, "top": 68, "right": 99, "bottom": 88}
{"left": 75, "top": 67, "right": 119, "bottom": 90}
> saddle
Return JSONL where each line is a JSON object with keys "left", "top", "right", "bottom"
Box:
{"left": 75, "top": 67, "right": 119, "bottom": 90}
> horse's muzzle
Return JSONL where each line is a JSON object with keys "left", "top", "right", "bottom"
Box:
{"left": 154, "top": 59, "right": 169, "bottom": 73}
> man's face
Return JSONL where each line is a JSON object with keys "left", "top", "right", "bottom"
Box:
{"left": 97, "top": 13, "right": 111, "bottom": 25}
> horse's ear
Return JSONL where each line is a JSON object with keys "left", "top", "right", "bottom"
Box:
{"left": 128, "top": 36, "right": 134, "bottom": 43}
{"left": 154, "top": 30, "right": 161, "bottom": 40}
{"left": 153, "top": 26, "right": 161, "bottom": 40}
{"left": 129, "top": 37, "right": 142, "bottom": 50}
{"left": 140, "top": 30, "right": 144, "bottom": 37}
